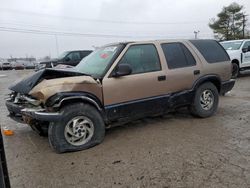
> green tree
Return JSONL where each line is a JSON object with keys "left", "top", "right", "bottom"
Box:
{"left": 209, "top": 2, "right": 248, "bottom": 40}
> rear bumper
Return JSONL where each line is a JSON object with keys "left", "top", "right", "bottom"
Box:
{"left": 221, "top": 79, "right": 235, "bottom": 94}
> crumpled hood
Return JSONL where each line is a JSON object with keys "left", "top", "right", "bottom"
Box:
{"left": 9, "top": 68, "right": 85, "bottom": 94}
{"left": 29, "top": 75, "right": 100, "bottom": 102}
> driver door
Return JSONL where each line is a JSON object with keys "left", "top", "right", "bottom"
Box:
{"left": 242, "top": 41, "right": 250, "bottom": 68}
{"left": 102, "top": 43, "right": 168, "bottom": 121}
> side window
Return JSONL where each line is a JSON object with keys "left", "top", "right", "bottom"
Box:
{"left": 190, "top": 40, "right": 230, "bottom": 63}
{"left": 81, "top": 51, "right": 92, "bottom": 58}
{"left": 67, "top": 52, "right": 81, "bottom": 61}
{"left": 161, "top": 43, "right": 196, "bottom": 69}
{"left": 242, "top": 41, "right": 250, "bottom": 49}
{"left": 119, "top": 44, "right": 161, "bottom": 74}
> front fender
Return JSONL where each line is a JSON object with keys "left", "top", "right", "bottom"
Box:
{"left": 46, "top": 92, "right": 103, "bottom": 111}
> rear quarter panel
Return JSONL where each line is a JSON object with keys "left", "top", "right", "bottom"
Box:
{"left": 186, "top": 41, "right": 232, "bottom": 82}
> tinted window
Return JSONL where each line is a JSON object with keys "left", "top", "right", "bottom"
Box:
{"left": 80, "top": 51, "right": 92, "bottom": 58}
{"left": 67, "top": 52, "right": 81, "bottom": 60}
{"left": 119, "top": 44, "right": 161, "bottom": 74}
{"left": 190, "top": 40, "right": 230, "bottom": 63}
{"left": 161, "top": 43, "right": 196, "bottom": 69}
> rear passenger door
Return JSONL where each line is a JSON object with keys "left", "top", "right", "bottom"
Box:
{"left": 160, "top": 42, "right": 200, "bottom": 93}
{"left": 102, "top": 43, "right": 169, "bottom": 120}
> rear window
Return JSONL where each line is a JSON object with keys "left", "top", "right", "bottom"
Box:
{"left": 189, "top": 40, "right": 230, "bottom": 63}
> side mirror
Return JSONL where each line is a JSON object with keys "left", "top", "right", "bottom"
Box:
{"left": 113, "top": 64, "right": 132, "bottom": 77}
{"left": 64, "top": 57, "right": 71, "bottom": 62}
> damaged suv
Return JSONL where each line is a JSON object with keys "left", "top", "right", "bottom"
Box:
{"left": 6, "top": 40, "right": 235, "bottom": 153}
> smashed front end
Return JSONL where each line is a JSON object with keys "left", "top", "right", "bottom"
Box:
{"left": 6, "top": 91, "right": 42, "bottom": 116}
{"left": 5, "top": 90, "right": 53, "bottom": 135}
{"left": 5, "top": 91, "right": 61, "bottom": 123}
{"left": 5, "top": 68, "right": 102, "bottom": 134}
{"left": 5, "top": 69, "right": 85, "bottom": 134}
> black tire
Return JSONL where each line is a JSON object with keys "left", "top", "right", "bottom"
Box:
{"left": 232, "top": 63, "right": 239, "bottom": 79}
{"left": 48, "top": 103, "right": 105, "bottom": 153}
{"left": 189, "top": 82, "right": 219, "bottom": 118}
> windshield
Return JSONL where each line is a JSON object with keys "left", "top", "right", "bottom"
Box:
{"left": 58, "top": 51, "right": 69, "bottom": 59}
{"left": 75, "top": 45, "right": 121, "bottom": 77}
{"left": 221, "top": 41, "right": 243, "bottom": 50}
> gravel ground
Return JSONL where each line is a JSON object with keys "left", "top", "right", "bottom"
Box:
{"left": 0, "top": 70, "right": 250, "bottom": 188}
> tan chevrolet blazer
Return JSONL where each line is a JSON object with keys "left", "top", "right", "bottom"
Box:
{"left": 6, "top": 39, "right": 235, "bottom": 153}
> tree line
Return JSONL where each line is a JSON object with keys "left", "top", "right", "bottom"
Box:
{"left": 209, "top": 2, "right": 249, "bottom": 41}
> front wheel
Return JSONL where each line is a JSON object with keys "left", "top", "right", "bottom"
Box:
{"left": 48, "top": 103, "right": 105, "bottom": 153}
{"left": 232, "top": 63, "right": 239, "bottom": 79}
{"left": 189, "top": 82, "right": 219, "bottom": 118}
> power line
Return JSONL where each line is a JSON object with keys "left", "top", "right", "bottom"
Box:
{"left": 0, "top": 8, "right": 207, "bottom": 25}
{"left": 0, "top": 26, "right": 213, "bottom": 39}
{"left": 0, "top": 26, "right": 136, "bottom": 38}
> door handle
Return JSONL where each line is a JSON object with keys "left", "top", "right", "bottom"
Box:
{"left": 158, "top": 75, "right": 166, "bottom": 81}
{"left": 194, "top": 70, "right": 200, "bottom": 75}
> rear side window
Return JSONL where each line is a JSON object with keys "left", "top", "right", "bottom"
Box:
{"left": 190, "top": 40, "right": 230, "bottom": 63}
{"left": 161, "top": 43, "right": 196, "bottom": 69}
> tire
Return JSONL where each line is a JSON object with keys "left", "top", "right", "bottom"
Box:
{"left": 48, "top": 103, "right": 105, "bottom": 153}
{"left": 232, "top": 63, "right": 239, "bottom": 79}
{"left": 189, "top": 82, "right": 219, "bottom": 118}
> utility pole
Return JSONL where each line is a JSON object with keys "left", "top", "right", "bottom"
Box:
{"left": 242, "top": 14, "right": 247, "bottom": 39}
{"left": 194, "top": 30, "right": 200, "bottom": 39}
{"left": 55, "top": 34, "right": 59, "bottom": 56}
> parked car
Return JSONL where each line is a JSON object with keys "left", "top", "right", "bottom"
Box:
{"left": 24, "top": 62, "right": 35, "bottom": 69}
{"left": 6, "top": 39, "right": 235, "bottom": 153}
{"left": 35, "top": 50, "right": 92, "bottom": 71}
{"left": 12, "top": 62, "right": 25, "bottom": 70}
{"left": 1, "top": 62, "right": 12, "bottom": 70}
{"left": 220, "top": 39, "right": 250, "bottom": 78}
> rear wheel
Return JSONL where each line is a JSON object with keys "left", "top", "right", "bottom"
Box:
{"left": 189, "top": 82, "right": 219, "bottom": 118}
{"left": 48, "top": 103, "right": 105, "bottom": 153}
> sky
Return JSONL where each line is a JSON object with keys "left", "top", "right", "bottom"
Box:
{"left": 0, "top": 0, "right": 250, "bottom": 59}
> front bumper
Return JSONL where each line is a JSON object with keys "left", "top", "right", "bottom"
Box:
{"left": 221, "top": 79, "right": 235, "bottom": 94}
{"left": 5, "top": 100, "right": 24, "bottom": 115}
{"left": 6, "top": 100, "right": 62, "bottom": 122}
{"left": 21, "top": 108, "right": 62, "bottom": 122}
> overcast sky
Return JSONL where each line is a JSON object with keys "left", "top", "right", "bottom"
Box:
{"left": 0, "top": 0, "right": 250, "bottom": 58}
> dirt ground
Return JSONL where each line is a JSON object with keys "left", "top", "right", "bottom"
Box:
{"left": 0, "top": 70, "right": 250, "bottom": 188}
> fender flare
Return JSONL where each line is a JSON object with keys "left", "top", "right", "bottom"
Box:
{"left": 192, "top": 74, "right": 222, "bottom": 92}
{"left": 45, "top": 92, "right": 103, "bottom": 112}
